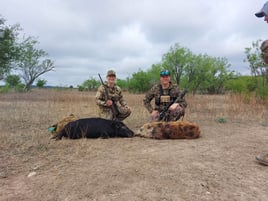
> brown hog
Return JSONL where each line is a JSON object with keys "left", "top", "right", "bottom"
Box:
{"left": 136, "top": 120, "right": 200, "bottom": 139}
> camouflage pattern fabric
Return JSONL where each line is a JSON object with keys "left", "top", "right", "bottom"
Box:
{"left": 143, "top": 82, "right": 187, "bottom": 121}
{"left": 261, "top": 40, "right": 268, "bottom": 64}
{"left": 136, "top": 120, "right": 200, "bottom": 139}
{"left": 166, "top": 104, "right": 185, "bottom": 121}
{"left": 95, "top": 82, "right": 131, "bottom": 121}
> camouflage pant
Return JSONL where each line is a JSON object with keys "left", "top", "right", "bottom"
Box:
{"left": 98, "top": 105, "right": 131, "bottom": 121}
{"left": 150, "top": 104, "right": 185, "bottom": 122}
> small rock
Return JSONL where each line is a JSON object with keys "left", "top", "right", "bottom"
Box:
{"left": 0, "top": 171, "right": 7, "bottom": 178}
{"left": 27, "top": 171, "right": 37, "bottom": 177}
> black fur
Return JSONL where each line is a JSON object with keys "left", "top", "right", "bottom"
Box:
{"left": 52, "top": 118, "right": 134, "bottom": 140}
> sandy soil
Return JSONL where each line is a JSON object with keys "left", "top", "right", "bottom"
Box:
{"left": 0, "top": 90, "right": 268, "bottom": 201}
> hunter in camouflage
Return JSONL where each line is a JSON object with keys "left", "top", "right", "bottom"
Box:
{"left": 96, "top": 70, "right": 131, "bottom": 121}
{"left": 255, "top": 1, "right": 268, "bottom": 166}
{"left": 143, "top": 69, "right": 187, "bottom": 121}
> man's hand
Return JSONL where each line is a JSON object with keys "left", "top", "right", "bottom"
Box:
{"left": 125, "top": 105, "right": 132, "bottom": 112}
{"left": 169, "top": 103, "right": 181, "bottom": 111}
{"left": 106, "top": 100, "right": 113, "bottom": 106}
{"left": 150, "top": 110, "right": 160, "bottom": 121}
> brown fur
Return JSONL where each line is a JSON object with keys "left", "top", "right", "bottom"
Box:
{"left": 50, "top": 114, "right": 79, "bottom": 135}
{"left": 136, "top": 120, "right": 200, "bottom": 139}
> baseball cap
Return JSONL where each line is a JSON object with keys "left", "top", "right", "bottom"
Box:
{"left": 255, "top": 1, "right": 268, "bottom": 17}
{"left": 106, "top": 70, "right": 116, "bottom": 76}
{"left": 160, "top": 69, "right": 170, "bottom": 76}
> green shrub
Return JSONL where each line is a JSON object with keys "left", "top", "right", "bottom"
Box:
{"left": 15, "top": 83, "right": 25, "bottom": 92}
{"left": 216, "top": 117, "right": 227, "bottom": 123}
{"left": 0, "top": 85, "right": 10, "bottom": 93}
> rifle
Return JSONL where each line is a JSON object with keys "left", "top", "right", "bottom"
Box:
{"left": 98, "top": 73, "right": 119, "bottom": 120}
{"left": 158, "top": 89, "right": 187, "bottom": 121}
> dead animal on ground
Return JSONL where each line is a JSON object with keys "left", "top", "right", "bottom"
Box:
{"left": 48, "top": 114, "right": 79, "bottom": 136}
{"left": 51, "top": 117, "right": 134, "bottom": 140}
{"left": 136, "top": 120, "right": 200, "bottom": 139}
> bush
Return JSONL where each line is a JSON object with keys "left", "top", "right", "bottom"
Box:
{"left": 15, "top": 83, "right": 25, "bottom": 92}
{"left": 256, "top": 85, "right": 268, "bottom": 100}
{"left": 36, "top": 79, "right": 47, "bottom": 88}
{"left": 0, "top": 85, "right": 10, "bottom": 93}
{"left": 5, "top": 75, "right": 21, "bottom": 88}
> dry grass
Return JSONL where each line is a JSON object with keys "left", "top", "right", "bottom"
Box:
{"left": 1, "top": 89, "right": 268, "bottom": 200}
{"left": 1, "top": 89, "right": 268, "bottom": 166}
{"left": 0, "top": 89, "right": 266, "bottom": 166}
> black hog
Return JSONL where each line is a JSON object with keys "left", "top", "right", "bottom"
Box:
{"left": 52, "top": 118, "right": 134, "bottom": 140}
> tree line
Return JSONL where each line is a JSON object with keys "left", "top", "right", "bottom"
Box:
{"left": 1, "top": 15, "right": 268, "bottom": 98}
{"left": 79, "top": 43, "right": 268, "bottom": 99}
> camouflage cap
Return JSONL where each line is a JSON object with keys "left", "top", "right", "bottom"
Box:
{"left": 106, "top": 70, "right": 116, "bottom": 76}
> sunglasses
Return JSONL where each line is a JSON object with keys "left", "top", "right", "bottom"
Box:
{"left": 160, "top": 70, "right": 170, "bottom": 76}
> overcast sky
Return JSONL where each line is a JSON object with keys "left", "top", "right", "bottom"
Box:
{"left": 1, "top": 0, "right": 268, "bottom": 86}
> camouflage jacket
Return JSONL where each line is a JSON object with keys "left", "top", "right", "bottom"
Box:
{"left": 143, "top": 82, "right": 187, "bottom": 113}
{"left": 95, "top": 81, "right": 127, "bottom": 110}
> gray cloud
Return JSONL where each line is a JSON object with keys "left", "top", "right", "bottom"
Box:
{"left": 0, "top": 0, "right": 267, "bottom": 86}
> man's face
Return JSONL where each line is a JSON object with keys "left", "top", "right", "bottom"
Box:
{"left": 107, "top": 75, "right": 116, "bottom": 85}
{"left": 160, "top": 75, "right": 171, "bottom": 85}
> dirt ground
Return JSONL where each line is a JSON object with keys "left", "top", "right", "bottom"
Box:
{"left": 0, "top": 90, "right": 268, "bottom": 201}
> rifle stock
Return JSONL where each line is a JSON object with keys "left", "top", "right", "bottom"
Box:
{"left": 158, "top": 89, "right": 187, "bottom": 121}
{"left": 98, "top": 74, "right": 119, "bottom": 120}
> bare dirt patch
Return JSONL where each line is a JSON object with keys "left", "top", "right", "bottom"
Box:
{"left": 0, "top": 89, "right": 268, "bottom": 201}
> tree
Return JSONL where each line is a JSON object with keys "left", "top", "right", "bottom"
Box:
{"left": 160, "top": 43, "right": 233, "bottom": 94}
{"left": 162, "top": 43, "right": 193, "bottom": 85}
{"left": 183, "top": 54, "right": 233, "bottom": 94}
{"left": 5, "top": 74, "right": 21, "bottom": 87}
{"left": 147, "top": 63, "right": 163, "bottom": 83}
{"left": 116, "top": 78, "right": 129, "bottom": 90}
{"left": 128, "top": 70, "right": 152, "bottom": 93}
{"left": 183, "top": 54, "right": 211, "bottom": 94}
{"left": 78, "top": 77, "right": 99, "bottom": 91}
{"left": 244, "top": 39, "right": 268, "bottom": 86}
{"left": 0, "top": 16, "right": 20, "bottom": 80}
{"left": 17, "top": 37, "right": 55, "bottom": 91}
{"left": 36, "top": 79, "right": 47, "bottom": 88}
{"left": 204, "top": 57, "right": 233, "bottom": 94}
